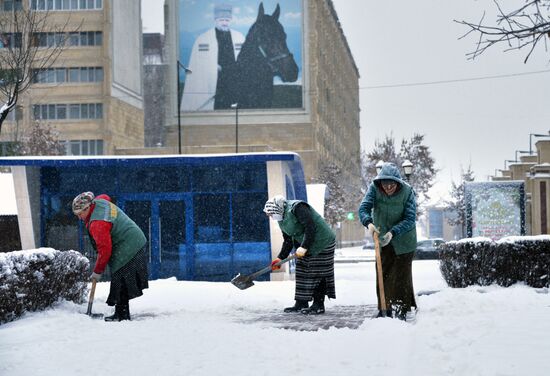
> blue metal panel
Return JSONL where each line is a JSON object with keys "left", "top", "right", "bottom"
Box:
{"left": 194, "top": 243, "right": 233, "bottom": 281}
{"left": 233, "top": 242, "right": 271, "bottom": 282}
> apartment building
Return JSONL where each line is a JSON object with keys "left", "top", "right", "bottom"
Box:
{"left": 0, "top": 0, "right": 144, "bottom": 155}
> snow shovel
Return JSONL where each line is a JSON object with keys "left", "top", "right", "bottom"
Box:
{"left": 373, "top": 232, "right": 388, "bottom": 316}
{"left": 86, "top": 278, "right": 104, "bottom": 319}
{"left": 231, "top": 254, "right": 297, "bottom": 290}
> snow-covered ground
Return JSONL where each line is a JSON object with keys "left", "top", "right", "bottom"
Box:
{"left": 1, "top": 246, "right": 549, "bottom": 376}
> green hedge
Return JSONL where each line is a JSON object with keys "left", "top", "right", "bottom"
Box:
{"left": 439, "top": 237, "right": 550, "bottom": 288}
{"left": 0, "top": 248, "right": 89, "bottom": 324}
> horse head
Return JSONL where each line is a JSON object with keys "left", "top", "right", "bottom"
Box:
{"left": 251, "top": 2, "right": 298, "bottom": 82}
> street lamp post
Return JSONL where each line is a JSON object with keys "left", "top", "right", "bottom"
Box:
{"left": 231, "top": 103, "right": 239, "bottom": 153}
{"left": 177, "top": 60, "right": 192, "bottom": 154}
{"left": 402, "top": 159, "right": 413, "bottom": 181}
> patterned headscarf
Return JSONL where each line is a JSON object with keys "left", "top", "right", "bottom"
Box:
{"left": 72, "top": 192, "right": 95, "bottom": 214}
{"left": 263, "top": 195, "right": 286, "bottom": 216}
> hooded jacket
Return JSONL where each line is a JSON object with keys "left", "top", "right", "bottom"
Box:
{"left": 358, "top": 163, "right": 417, "bottom": 254}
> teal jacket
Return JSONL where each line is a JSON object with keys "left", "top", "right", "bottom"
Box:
{"left": 358, "top": 163, "right": 417, "bottom": 254}
{"left": 88, "top": 199, "right": 147, "bottom": 273}
{"left": 278, "top": 200, "right": 336, "bottom": 257}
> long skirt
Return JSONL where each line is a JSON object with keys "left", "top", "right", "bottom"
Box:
{"left": 375, "top": 244, "right": 416, "bottom": 312}
{"left": 106, "top": 248, "right": 149, "bottom": 306}
{"left": 295, "top": 241, "right": 336, "bottom": 301}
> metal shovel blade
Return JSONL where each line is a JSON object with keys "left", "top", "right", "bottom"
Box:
{"left": 231, "top": 273, "right": 255, "bottom": 290}
{"left": 230, "top": 254, "right": 297, "bottom": 291}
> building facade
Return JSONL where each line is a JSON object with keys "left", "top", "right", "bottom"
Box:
{"left": 0, "top": 0, "right": 144, "bottom": 156}
{"left": 164, "top": 0, "right": 361, "bottom": 193}
{"left": 491, "top": 138, "right": 550, "bottom": 236}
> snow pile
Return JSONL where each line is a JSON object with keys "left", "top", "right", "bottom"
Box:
{"left": 440, "top": 236, "right": 550, "bottom": 288}
{"left": 0, "top": 248, "right": 89, "bottom": 324}
{"left": 1, "top": 256, "right": 549, "bottom": 376}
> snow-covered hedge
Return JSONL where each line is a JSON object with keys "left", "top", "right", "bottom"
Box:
{"left": 440, "top": 236, "right": 550, "bottom": 288}
{"left": 0, "top": 248, "right": 89, "bottom": 324}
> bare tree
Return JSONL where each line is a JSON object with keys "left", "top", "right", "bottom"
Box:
{"left": 311, "top": 162, "right": 349, "bottom": 227}
{"left": 444, "top": 165, "right": 475, "bottom": 237}
{"left": 456, "top": 0, "right": 550, "bottom": 63}
{"left": 16, "top": 120, "right": 65, "bottom": 156}
{"left": 0, "top": 5, "right": 72, "bottom": 134}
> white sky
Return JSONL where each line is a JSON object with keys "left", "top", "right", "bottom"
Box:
{"left": 141, "top": 0, "right": 550, "bottom": 201}
{"left": 2, "top": 247, "right": 549, "bottom": 375}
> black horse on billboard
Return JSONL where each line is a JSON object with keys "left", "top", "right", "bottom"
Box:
{"left": 232, "top": 2, "right": 299, "bottom": 109}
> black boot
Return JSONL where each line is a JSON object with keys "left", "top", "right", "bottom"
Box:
{"left": 376, "top": 309, "right": 392, "bottom": 318}
{"left": 104, "top": 303, "right": 131, "bottom": 322}
{"left": 283, "top": 300, "right": 309, "bottom": 313}
{"left": 395, "top": 306, "right": 407, "bottom": 321}
{"left": 301, "top": 297, "right": 325, "bottom": 315}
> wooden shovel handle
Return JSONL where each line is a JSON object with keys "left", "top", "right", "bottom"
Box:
{"left": 374, "top": 232, "right": 387, "bottom": 311}
{"left": 86, "top": 278, "right": 97, "bottom": 315}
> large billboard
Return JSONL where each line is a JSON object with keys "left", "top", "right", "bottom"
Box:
{"left": 178, "top": 0, "right": 303, "bottom": 112}
{"left": 465, "top": 181, "right": 525, "bottom": 240}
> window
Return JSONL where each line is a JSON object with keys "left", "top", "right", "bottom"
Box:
{"left": 62, "top": 139, "right": 104, "bottom": 155}
{"left": 33, "top": 103, "right": 103, "bottom": 120}
{"left": 194, "top": 194, "right": 230, "bottom": 242}
{"left": 3, "top": 0, "right": 23, "bottom": 11}
{"left": 232, "top": 193, "right": 269, "bottom": 242}
{"left": 4, "top": 106, "right": 22, "bottom": 122}
{"left": 69, "top": 68, "right": 79, "bottom": 82}
{"left": 0, "top": 33, "right": 22, "bottom": 49}
{"left": 56, "top": 104, "right": 67, "bottom": 119}
{"left": 69, "top": 104, "right": 79, "bottom": 118}
{"left": 55, "top": 68, "right": 66, "bottom": 82}
{"left": 0, "top": 141, "right": 18, "bottom": 156}
{"left": 31, "top": 0, "right": 102, "bottom": 9}
{"left": 32, "top": 32, "right": 102, "bottom": 47}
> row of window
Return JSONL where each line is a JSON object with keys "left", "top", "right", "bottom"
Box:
{"left": 0, "top": 33, "right": 21, "bottom": 49}
{"left": 30, "top": 0, "right": 103, "bottom": 11}
{"left": 32, "top": 67, "right": 103, "bottom": 84}
{"left": 1, "top": 0, "right": 22, "bottom": 11}
{"left": 33, "top": 31, "right": 102, "bottom": 47}
{"left": 33, "top": 103, "right": 103, "bottom": 120}
{"left": 62, "top": 139, "right": 103, "bottom": 155}
{"left": 0, "top": 31, "right": 102, "bottom": 49}
{"left": 0, "top": 139, "right": 103, "bottom": 156}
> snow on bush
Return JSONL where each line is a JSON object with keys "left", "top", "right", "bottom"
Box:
{"left": 439, "top": 236, "right": 550, "bottom": 288}
{"left": 0, "top": 248, "right": 89, "bottom": 324}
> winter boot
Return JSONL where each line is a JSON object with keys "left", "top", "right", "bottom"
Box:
{"left": 283, "top": 300, "right": 309, "bottom": 313}
{"left": 301, "top": 297, "right": 325, "bottom": 315}
{"left": 376, "top": 309, "right": 392, "bottom": 318}
{"left": 394, "top": 304, "right": 407, "bottom": 321}
{"left": 104, "top": 303, "right": 131, "bottom": 322}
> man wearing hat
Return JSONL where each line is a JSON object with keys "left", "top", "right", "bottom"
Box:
{"left": 72, "top": 192, "right": 148, "bottom": 321}
{"left": 181, "top": 3, "right": 245, "bottom": 111}
{"left": 358, "top": 162, "right": 418, "bottom": 320}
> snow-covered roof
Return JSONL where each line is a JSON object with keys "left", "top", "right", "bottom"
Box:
{"left": 0, "top": 152, "right": 302, "bottom": 167}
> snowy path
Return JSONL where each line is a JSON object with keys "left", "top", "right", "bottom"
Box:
{"left": 1, "top": 253, "right": 549, "bottom": 376}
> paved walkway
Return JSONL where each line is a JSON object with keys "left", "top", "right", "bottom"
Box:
{"left": 234, "top": 304, "right": 379, "bottom": 331}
